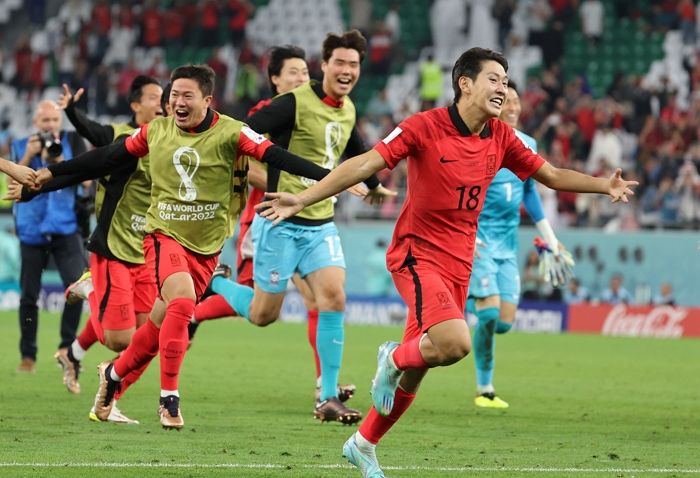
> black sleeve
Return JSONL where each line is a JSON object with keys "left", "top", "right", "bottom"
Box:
{"left": 261, "top": 145, "right": 330, "bottom": 181}
{"left": 246, "top": 93, "right": 296, "bottom": 138}
{"left": 342, "top": 125, "right": 381, "bottom": 189}
{"left": 64, "top": 103, "right": 115, "bottom": 147}
{"left": 20, "top": 170, "right": 97, "bottom": 201}
{"left": 48, "top": 139, "right": 137, "bottom": 180}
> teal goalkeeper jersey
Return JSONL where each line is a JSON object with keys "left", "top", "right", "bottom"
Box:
{"left": 476, "top": 129, "right": 540, "bottom": 259}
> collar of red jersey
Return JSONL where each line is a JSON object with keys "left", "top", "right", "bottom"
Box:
{"left": 448, "top": 104, "right": 492, "bottom": 138}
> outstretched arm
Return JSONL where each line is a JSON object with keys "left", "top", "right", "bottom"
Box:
{"left": 37, "top": 139, "right": 137, "bottom": 186}
{"left": 60, "top": 84, "right": 115, "bottom": 147}
{"left": 257, "top": 149, "right": 388, "bottom": 223}
{"left": 0, "top": 157, "right": 36, "bottom": 186}
{"left": 260, "top": 144, "right": 330, "bottom": 181}
{"left": 532, "top": 162, "right": 638, "bottom": 202}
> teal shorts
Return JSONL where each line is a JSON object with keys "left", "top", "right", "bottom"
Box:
{"left": 468, "top": 253, "right": 520, "bottom": 304}
{"left": 251, "top": 215, "right": 346, "bottom": 293}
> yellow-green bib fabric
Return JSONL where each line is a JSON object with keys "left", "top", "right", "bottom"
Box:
{"left": 279, "top": 82, "right": 355, "bottom": 221}
{"left": 144, "top": 114, "right": 248, "bottom": 255}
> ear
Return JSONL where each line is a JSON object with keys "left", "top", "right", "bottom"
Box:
{"left": 458, "top": 76, "right": 472, "bottom": 96}
{"left": 321, "top": 61, "right": 328, "bottom": 75}
{"left": 457, "top": 76, "right": 474, "bottom": 95}
{"left": 204, "top": 95, "right": 213, "bottom": 107}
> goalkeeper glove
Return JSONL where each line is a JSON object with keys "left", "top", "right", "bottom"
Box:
{"left": 533, "top": 236, "right": 575, "bottom": 287}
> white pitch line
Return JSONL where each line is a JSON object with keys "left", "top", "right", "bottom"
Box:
{"left": 1, "top": 463, "right": 699, "bottom": 474}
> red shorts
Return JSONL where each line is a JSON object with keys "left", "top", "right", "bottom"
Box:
{"left": 392, "top": 263, "right": 468, "bottom": 342}
{"left": 144, "top": 232, "right": 219, "bottom": 301}
{"left": 237, "top": 258, "right": 254, "bottom": 287}
{"left": 236, "top": 217, "right": 255, "bottom": 287}
{"left": 89, "top": 253, "right": 157, "bottom": 343}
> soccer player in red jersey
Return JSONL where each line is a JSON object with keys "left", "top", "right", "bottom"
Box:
{"left": 257, "top": 47, "right": 638, "bottom": 477}
{"left": 35, "top": 64, "right": 332, "bottom": 430}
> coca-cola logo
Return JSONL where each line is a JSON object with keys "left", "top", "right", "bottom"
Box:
{"left": 602, "top": 305, "right": 687, "bottom": 338}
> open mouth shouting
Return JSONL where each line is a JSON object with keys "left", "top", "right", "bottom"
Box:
{"left": 174, "top": 108, "right": 190, "bottom": 124}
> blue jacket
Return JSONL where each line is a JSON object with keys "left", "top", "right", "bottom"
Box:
{"left": 11, "top": 131, "right": 80, "bottom": 245}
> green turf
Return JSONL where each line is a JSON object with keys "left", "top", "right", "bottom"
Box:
{"left": 0, "top": 310, "right": 698, "bottom": 477}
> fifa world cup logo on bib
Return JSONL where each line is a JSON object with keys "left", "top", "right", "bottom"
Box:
{"left": 172, "top": 146, "right": 201, "bottom": 201}
{"left": 301, "top": 122, "right": 341, "bottom": 187}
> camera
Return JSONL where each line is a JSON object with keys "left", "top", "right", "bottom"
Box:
{"left": 37, "top": 131, "right": 63, "bottom": 158}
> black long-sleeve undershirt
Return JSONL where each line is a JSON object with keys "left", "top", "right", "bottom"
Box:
{"left": 64, "top": 102, "right": 119, "bottom": 147}
{"left": 47, "top": 138, "right": 330, "bottom": 184}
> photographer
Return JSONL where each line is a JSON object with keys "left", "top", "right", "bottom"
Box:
{"left": 10, "top": 100, "right": 88, "bottom": 373}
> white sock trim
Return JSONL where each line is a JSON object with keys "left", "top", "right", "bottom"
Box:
{"left": 160, "top": 389, "right": 179, "bottom": 398}
{"left": 477, "top": 384, "right": 495, "bottom": 394}
{"left": 71, "top": 341, "right": 87, "bottom": 361}
{"left": 109, "top": 366, "right": 122, "bottom": 382}
{"left": 355, "top": 431, "right": 376, "bottom": 449}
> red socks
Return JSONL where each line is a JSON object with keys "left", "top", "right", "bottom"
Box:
{"left": 193, "top": 294, "right": 236, "bottom": 322}
{"left": 113, "top": 319, "right": 160, "bottom": 378}
{"left": 392, "top": 336, "right": 428, "bottom": 370}
{"left": 76, "top": 319, "right": 99, "bottom": 351}
{"left": 359, "top": 387, "right": 416, "bottom": 444}
{"left": 159, "top": 298, "right": 196, "bottom": 391}
{"left": 306, "top": 309, "right": 321, "bottom": 378}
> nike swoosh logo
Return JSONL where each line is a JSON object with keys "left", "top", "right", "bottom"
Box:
{"left": 332, "top": 339, "right": 344, "bottom": 345}
{"left": 439, "top": 157, "right": 457, "bottom": 164}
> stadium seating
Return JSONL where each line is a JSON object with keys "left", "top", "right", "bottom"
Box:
{"left": 563, "top": 2, "right": 664, "bottom": 98}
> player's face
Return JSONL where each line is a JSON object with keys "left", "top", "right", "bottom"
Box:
{"left": 499, "top": 86, "right": 521, "bottom": 128}
{"left": 34, "top": 105, "right": 62, "bottom": 135}
{"left": 469, "top": 60, "right": 508, "bottom": 118}
{"left": 132, "top": 83, "right": 164, "bottom": 125}
{"left": 170, "top": 78, "right": 212, "bottom": 129}
{"left": 321, "top": 47, "right": 361, "bottom": 100}
{"left": 272, "top": 58, "right": 309, "bottom": 95}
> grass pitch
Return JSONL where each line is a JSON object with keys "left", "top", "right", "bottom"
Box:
{"left": 0, "top": 310, "right": 698, "bottom": 477}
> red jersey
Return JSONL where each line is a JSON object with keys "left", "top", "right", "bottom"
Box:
{"left": 374, "top": 105, "right": 544, "bottom": 285}
{"left": 238, "top": 98, "right": 273, "bottom": 228}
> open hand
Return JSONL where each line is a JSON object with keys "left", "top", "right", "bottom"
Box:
{"left": 608, "top": 168, "right": 638, "bottom": 203}
{"left": 3, "top": 180, "right": 23, "bottom": 201}
{"left": 8, "top": 163, "right": 37, "bottom": 187}
{"left": 255, "top": 192, "right": 305, "bottom": 224}
{"left": 57, "top": 83, "right": 85, "bottom": 109}
{"left": 365, "top": 184, "right": 398, "bottom": 205}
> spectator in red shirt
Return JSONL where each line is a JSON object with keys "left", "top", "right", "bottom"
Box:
{"left": 139, "top": 0, "right": 162, "bottom": 48}
{"left": 257, "top": 47, "right": 638, "bottom": 477}
{"left": 163, "top": 3, "right": 186, "bottom": 49}
{"left": 93, "top": 0, "right": 112, "bottom": 35}
{"left": 227, "top": 0, "right": 255, "bottom": 48}
{"left": 199, "top": 0, "right": 220, "bottom": 48}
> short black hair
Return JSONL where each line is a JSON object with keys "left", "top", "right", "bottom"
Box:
{"left": 507, "top": 80, "right": 518, "bottom": 94}
{"left": 267, "top": 45, "right": 306, "bottom": 95}
{"left": 322, "top": 29, "right": 367, "bottom": 63}
{"left": 451, "top": 47, "right": 508, "bottom": 102}
{"left": 161, "top": 82, "right": 171, "bottom": 115}
{"left": 170, "top": 64, "right": 216, "bottom": 97}
{"left": 128, "top": 75, "right": 160, "bottom": 104}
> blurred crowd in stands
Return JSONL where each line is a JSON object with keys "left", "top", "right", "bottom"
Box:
{"left": 1, "top": 0, "right": 700, "bottom": 231}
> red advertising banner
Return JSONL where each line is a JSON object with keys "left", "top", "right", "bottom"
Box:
{"left": 568, "top": 304, "right": 700, "bottom": 338}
